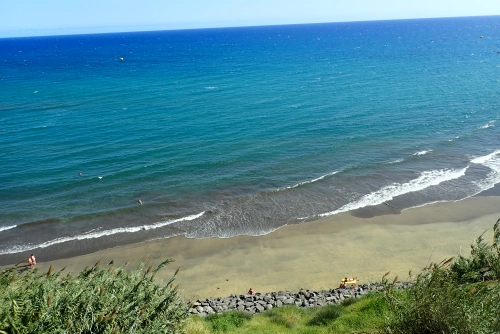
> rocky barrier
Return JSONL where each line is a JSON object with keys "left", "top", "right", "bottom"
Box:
{"left": 187, "top": 282, "right": 411, "bottom": 316}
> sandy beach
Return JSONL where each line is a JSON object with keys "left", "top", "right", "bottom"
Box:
{"left": 26, "top": 196, "right": 500, "bottom": 300}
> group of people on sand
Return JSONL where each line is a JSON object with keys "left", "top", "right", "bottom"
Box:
{"left": 27, "top": 254, "right": 36, "bottom": 269}
{"left": 339, "top": 277, "right": 357, "bottom": 289}
{"left": 247, "top": 276, "right": 357, "bottom": 295}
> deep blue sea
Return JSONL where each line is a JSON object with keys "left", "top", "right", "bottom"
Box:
{"left": 1, "top": 16, "right": 500, "bottom": 264}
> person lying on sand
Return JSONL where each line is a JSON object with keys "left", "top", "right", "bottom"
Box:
{"left": 248, "top": 288, "right": 256, "bottom": 295}
{"left": 340, "top": 277, "right": 357, "bottom": 288}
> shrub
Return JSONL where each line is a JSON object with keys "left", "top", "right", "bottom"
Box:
{"left": 450, "top": 218, "right": 500, "bottom": 283}
{"left": 382, "top": 219, "right": 500, "bottom": 334}
{"left": 0, "top": 258, "right": 188, "bottom": 333}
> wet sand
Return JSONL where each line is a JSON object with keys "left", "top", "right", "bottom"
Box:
{"left": 26, "top": 196, "right": 500, "bottom": 300}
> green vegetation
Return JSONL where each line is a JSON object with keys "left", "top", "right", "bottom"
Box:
{"left": 205, "top": 312, "right": 252, "bottom": 332}
{"left": 451, "top": 218, "right": 500, "bottom": 283}
{"left": 382, "top": 218, "right": 500, "bottom": 334}
{"left": 2, "top": 219, "right": 500, "bottom": 333}
{"left": 0, "top": 258, "right": 188, "bottom": 333}
{"left": 185, "top": 293, "right": 390, "bottom": 333}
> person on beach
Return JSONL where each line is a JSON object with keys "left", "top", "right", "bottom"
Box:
{"left": 248, "top": 288, "right": 256, "bottom": 295}
{"left": 28, "top": 254, "right": 36, "bottom": 269}
{"left": 340, "top": 277, "right": 357, "bottom": 289}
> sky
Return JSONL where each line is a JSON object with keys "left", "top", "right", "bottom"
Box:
{"left": 1, "top": 0, "right": 500, "bottom": 38}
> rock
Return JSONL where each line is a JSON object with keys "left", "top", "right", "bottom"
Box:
{"left": 299, "top": 289, "right": 310, "bottom": 298}
{"left": 187, "top": 282, "right": 408, "bottom": 316}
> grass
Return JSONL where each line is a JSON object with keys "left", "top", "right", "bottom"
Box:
{"left": 206, "top": 311, "right": 252, "bottom": 332}
{"left": 185, "top": 293, "right": 390, "bottom": 334}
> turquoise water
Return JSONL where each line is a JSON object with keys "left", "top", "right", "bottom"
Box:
{"left": 1, "top": 16, "right": 500, "bottom": 263}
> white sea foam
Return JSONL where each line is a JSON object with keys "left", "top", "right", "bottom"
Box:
{"left": 470, "top": 150, "right": 500, "bottom": 166}
{"left": 205, "top": 86, "right": 218, "bottom": 90}
{"left": 0, "top": 212, "right": 205, "bottom": 255}
{"left": 479, "top": 121, "right": 495, "bottom": 130}
{"left": 413, "top": 150, "right": 433, "bottom": 156}
{"left": 318, "top": 167, "right": 468, "bottom": 218}
{"left": 471, "top": 150, "right": 500, "bottom": 191}
{"left": 285, "top": 170, "right": 340, "bottom": 190}
{"left": 386, "top": 158, "right": 405, "bottom": 165}
{"left": 0, "top": 225, "right": 16, "bottom": 233}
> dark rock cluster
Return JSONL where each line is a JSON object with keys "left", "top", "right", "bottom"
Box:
{"left": 187, "top": 282, "right": 410, "bottom": 316}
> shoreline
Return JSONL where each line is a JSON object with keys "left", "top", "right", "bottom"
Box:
{"left": 7, "top": 195, "right": 500, "bottom": 300}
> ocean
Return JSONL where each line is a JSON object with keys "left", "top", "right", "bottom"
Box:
{"left": 1, "top": 16, "right": 499, "bottom": 265}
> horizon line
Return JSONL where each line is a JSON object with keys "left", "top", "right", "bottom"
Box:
{"left": 1, "top": 14, "right": 499, "bottom": 39}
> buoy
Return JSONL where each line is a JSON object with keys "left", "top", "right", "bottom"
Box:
{"left": 78, "top": 172, "right": 82, "bottom": 177}
{"left": 480, "top": 36, "right": 484, "bottom": 39}
{"left": 120, "top": 57, "right": 124, "bottom": 61}
{"left": 138, "top": 199, "right": 142, "bottom": 205}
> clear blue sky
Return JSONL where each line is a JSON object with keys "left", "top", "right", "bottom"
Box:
{"left": 1, "top": 0, "right": 500, "bottom": 38}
